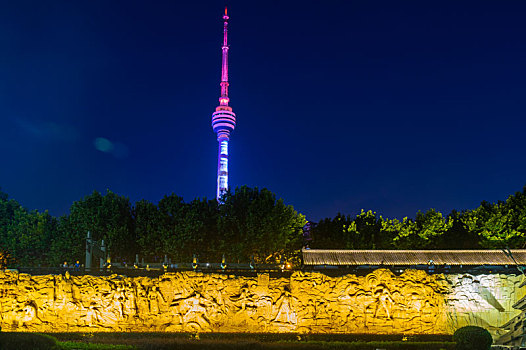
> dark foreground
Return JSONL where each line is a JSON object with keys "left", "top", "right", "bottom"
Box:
{"left": 0, "top": 332, "right": 456, "bottom": 350}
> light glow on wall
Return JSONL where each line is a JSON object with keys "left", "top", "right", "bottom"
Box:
{"left": 0, "top": 269, "right": 520, "bottom": 335}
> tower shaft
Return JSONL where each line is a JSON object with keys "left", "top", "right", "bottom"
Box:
{"left": 221, "top": 10, "right": 229, "bottom": 99}
{"left": 212, "top": 7, "right": 236, "bottom": 201}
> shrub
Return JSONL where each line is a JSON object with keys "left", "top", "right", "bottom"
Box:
{"left": 59, "top": 341, "right": 134, "bottom": 349}
{"left": 0, "top": 332, "right": 59, "bottom": 350}
{"left": 453, "top": 326, "right": 492, "bottom": 350}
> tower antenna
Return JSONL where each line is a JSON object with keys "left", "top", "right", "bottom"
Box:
{"left": 212, "top": 6, "right": 236, "bottom": 201}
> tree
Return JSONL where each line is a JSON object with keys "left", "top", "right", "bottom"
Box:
{"left": 436, "top": 210, "right": 481, "bottom": 249}
{"left": 218, "top": 186, "right": 306, "bottom": 263}
{"left": 462, "top": 188, "right": 526, "bottom": 248}
{"left": 179, "top": 198, "right": 220, "bottom": 261}
{"left": 310, "top": 213, "right": 352, "bottom": 249}
{"left": 391, "top": 209, "right": 452, "bottom": 249}
{"left": 134, "top": 199, "right": 166, "bottom": 260}
{"left": 344, "top": 210, "right": 396, "bottom": 249}
{"left": 0, "top": 189, "right": 19, "bottom": 250}
{"left": 154, "top": 195, "right": 220, "bottom": 262}
{"left": 157, "top": 193, "right": 188, "bottom": 261}
{"left": 0, "top": 189, "right": 57, "bottom": 266}
{"left": 66, "top": 190, "right": 135, "bottom": 261}
{"left": 4, "top": 208, "right": 56, "bottom": 266}
{"left": 49, "top": 215, "right": 84, "bottom": 266}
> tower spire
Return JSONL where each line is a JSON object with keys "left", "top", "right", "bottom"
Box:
{"left": 220, "top": 6, "right": 229, "bottom": 105}
{"left": 212, "top": 7, "right": 236, "bottom": 201}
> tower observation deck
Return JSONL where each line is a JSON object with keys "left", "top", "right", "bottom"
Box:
{"left": 212, "top": 7, "right": 236, "bottom": 201}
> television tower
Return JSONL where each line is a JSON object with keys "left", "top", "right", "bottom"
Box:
{"left": 212, "top": 7, "right": 236, "bottom": 201}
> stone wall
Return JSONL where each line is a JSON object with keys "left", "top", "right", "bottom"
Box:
{"left": 0, "top": 269, "right": 523, "bottom": 335}
{"left": 445, "top": 273, "right": 524, "bottom": 337}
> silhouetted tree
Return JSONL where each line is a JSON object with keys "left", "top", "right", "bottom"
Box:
{"left": 218, "top": 186, "right": 306, "bottom": 263}
{"left": 310, "top": 213, "right": 352, "bottom": 249}
{"left": 65, "top": 190, "right": 135, "bottom": 261}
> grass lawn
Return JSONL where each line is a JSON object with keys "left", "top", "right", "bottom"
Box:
{"left": 0, "top": 332, "right": 456, "bottom": 350}
{"left": 59, "top": 343, "right": 133, "bottom": 350}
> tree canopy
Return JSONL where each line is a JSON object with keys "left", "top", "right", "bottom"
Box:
{"left": 1, "top": 185, "right": 526, "bottom": 267}
{"left": 310, "top": 186, "right": 526, "bottom": 250}
{"left": 0, "top": 186, "right": 305, "bottom": 267}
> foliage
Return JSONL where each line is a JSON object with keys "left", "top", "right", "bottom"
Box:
{"left": 0, "top": 186, "right": 305, "bottom": 266}
{"left": 453, "top": 325, "right": 492, "bottom": 350}
{"left": 0, "top": 332, "right": 59, "bottom": 350}
{"left": 462, "top": 193, "right": 526, "bottom": 248}
{"left": 309, "top": 213, "right": 351, "bottom": 249}
{"left": 0, "top": 188, "right": 57, "bottom": 266}
{"left": 131, "top": 340, "right": 455, "bottom": 350}
{"left": 347, "top": 210, "right": 397, "bottom": 249}
{"left": 161, "top": 195, "right": 220, "bottom": 262}
{"left": 59, "top": 341, "right": 134, "bottom": 349}
{"left": 2, "top": 185, "right": 526, "bottom": 265}
{"left": 391, "top": 209, "right": 453, "bottom": 249}
{"left": 66, "top": 190, "right": 135, "bottom": 261}
{"left": 45, "top": 332, "right": 456, "bottom": 350}
{"left": 218, "top": 186, "right": 306, "bottom": 263}
{"left": 48, "top": 215, "right": 84, "bottom": 267}
{"left": 134, "top": 199, "right": 167, "bottom": 260}
{"left": 310, "top": 185, "right": 526, "bottom": 250}
{"left": 47, "top": 332, "right": 453, "bottom": 344}
{"left": 134, "top": 194, "right": 222, "bottom": 262}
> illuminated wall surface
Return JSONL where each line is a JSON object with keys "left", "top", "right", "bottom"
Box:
{"left": 0, "top": 269, "right": 523, "bottom": 335}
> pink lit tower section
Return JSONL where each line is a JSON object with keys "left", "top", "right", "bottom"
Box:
{"left": 212, "top": 7, "right": 236, "bottom": 201}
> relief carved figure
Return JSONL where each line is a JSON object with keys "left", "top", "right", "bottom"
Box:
{"left": 0, "top": 269, "right": 518, "bottom": 335}
{"left": 444, "top": 273, "right": 524, "bottom": 337}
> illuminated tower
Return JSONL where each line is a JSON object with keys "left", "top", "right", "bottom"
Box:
{"left": 212, "top": 7, "right": 236, "bottom": 201}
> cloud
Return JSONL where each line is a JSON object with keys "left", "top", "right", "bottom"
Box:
{"left": 12, "top": 118, "right": 78, "bottom": 142}
{"left": 93, "top": 137, "right": 129, "bottom": 159}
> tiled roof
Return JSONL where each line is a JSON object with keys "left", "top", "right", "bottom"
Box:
{"left": 302, "top": 249, "right": 526, "bottom": 266}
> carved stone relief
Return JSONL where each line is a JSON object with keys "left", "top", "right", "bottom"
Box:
{"left": 444, "top": 273, "right": 524, "bottom": 337}
{"left": 0, "top": 269, "right": 521, "bottom": 335}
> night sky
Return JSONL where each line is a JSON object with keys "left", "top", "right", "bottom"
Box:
{"left": 1, "top": 1, "right": 525, "bottom": 222}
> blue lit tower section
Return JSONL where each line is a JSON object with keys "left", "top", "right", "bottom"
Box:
{"left": 212, "top": 7, "right": 236, "bottom": 201}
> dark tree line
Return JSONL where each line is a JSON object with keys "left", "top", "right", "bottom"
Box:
{"left": 1, "top": 185, "right": 526, "bottom": 268}
{"left": 0, "top": 186, "right": 306, "bottom": 267}
{"left": 0, "top": 190, "right": 57, "bottom": 267}
{"left": 309, "top": 186, "right": 526, "bottom": 250}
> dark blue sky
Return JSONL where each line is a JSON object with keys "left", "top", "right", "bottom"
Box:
{"left": 1, "top": 1, "right": 525, "bottom": 221}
